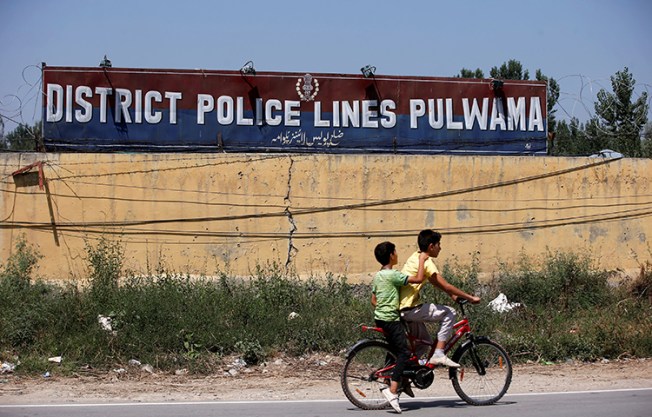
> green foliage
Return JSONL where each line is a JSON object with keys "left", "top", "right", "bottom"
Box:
{"left": 490, "top": 59, "right": 530, "bottom": 80}
{"left": 1, "top": 122, "right": 42, "bottom": 151}
{"left": 550, "top": 118, "right": 593, "bottom": 156}
{"left": 495, "top": 250, "right": 610, "bottom": 311}
{"left": 0, "top": 235, "right": 41, "bottom": 290}
{"left": 456, "top": 68, "right": 484, "bottom": 79}
{"left": 86, "top": 237, "right": 123, "bottom": 305}
{"left": 641, "top": 123, "right": 652, "bottom": 158}
{"left": 234, "top": 339, "right": 265, "bottom": 365}
{"left": 592, "top": 67, "right": 649, "bottom": 157}
{"left": 0, "top": 237, "right": 44, "bottom": 348}
{"left": 1, "top": 236, "right": 651, "bottom": 375}
{"left": 483, "top": 250, "right": 651, "bottom": 362}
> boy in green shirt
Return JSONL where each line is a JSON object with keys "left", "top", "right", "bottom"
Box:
{"left": 372, "top": 241, "right": 428, "bottom": 413}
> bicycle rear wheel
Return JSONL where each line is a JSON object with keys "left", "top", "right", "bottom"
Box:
{"left": 341, "top": 340, "right": 395, "bottom": 410}
{"left": 450, "top": 339, "right": 512, "bottom": 405}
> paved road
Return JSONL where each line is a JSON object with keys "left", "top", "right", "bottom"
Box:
{"left": 1, "top": 388, "right": 650, "bottom": 417}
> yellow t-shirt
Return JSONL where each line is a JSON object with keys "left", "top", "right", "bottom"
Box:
{"left": 399, "top": 251, "right": 439, "bottom": 309}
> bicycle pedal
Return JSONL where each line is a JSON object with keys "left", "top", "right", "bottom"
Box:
{"left": 401, "top": 384, "right": 415, "bottom": 398}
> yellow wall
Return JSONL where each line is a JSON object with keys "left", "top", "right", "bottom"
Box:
{"left": 1, "top": 152, "right": 650, "bottom": 282}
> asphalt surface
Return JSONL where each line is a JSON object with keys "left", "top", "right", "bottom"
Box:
{"left": 1, "top": 388, "right": 650, "bottom": 417}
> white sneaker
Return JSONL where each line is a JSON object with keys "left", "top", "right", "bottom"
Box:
{"left": 429, "top": 355, "right": 460, "bottom": 367}
{"left": 381, "top": 387, "right": 402, "bottom": 413}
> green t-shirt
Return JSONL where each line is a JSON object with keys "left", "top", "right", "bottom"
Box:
{"left": 372, "top": 269, "right": 409, "bottom": 322}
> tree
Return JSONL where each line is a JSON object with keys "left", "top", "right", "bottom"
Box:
{"left": 456, "top": 68, "right": 484, "bottom": 78}
{"left": 592, "top": 67, "right": 649, "bottom": 157}
{"left": 551, "top": 118, "right": 586, "bottom": 156}
{"left": 489, "top": 59, "right": 529, "bottom": 80}
{"left": 1, "top": 122, "right": 42, "bottom": 151}
{"left": 642, "top": 123, "right": 652, "bottom": 158}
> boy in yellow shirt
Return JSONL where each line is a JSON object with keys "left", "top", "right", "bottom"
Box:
{"left": 400, "top": 230, "right": 480, "bottom": 366}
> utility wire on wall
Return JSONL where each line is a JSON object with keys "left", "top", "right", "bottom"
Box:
{"left": 2, "top": 155, "right": 650, "bottom": 242}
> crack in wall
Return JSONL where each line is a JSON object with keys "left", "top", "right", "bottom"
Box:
{"left": 284, "top": 157, "right": 298, "bottom": 268}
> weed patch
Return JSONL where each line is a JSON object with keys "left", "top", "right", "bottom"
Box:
{"left": 0, "top": 238, "right": 650, "bottom": 375}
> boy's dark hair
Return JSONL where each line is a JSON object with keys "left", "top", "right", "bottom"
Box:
{"left": 417, "top": 229, "right": 442, "bottom": 251}
{"left": 374, "top": 241, "right": 396, "bottom": 266}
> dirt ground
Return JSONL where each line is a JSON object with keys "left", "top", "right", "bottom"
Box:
{"left": 1, "top": 355, "right": 651, "bottom": 405}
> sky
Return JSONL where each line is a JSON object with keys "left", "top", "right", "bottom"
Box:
{"left": 1, "top": 0, "right": 651, "bottom": 135}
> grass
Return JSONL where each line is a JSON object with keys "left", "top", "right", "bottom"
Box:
{"left": 1, "top": 236, "right": 651, "bottom": 375}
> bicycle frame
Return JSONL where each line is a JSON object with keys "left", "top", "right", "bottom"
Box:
{"left": 361, "top": 307, "right": 471, "bottom": 368}
{"left": 360, "top": 302, "right": 472, "bottom": 365}
{"left": 444, "top": 316, "right": 470, "bottom": 353}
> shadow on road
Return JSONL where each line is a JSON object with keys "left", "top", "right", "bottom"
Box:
{"left": 401, "top": 399, "right": 517, "bottom": 411}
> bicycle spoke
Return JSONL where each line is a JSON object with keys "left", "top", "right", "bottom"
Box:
{"left": 341, "top": 341, "right": 395, "bottom": 410}
{"left": 451, "top": 339, "right": 512, "bottom": 406}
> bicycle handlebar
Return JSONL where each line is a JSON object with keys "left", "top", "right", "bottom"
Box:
{"left": 456, "top": 298, "right": 469, "bottom": 316}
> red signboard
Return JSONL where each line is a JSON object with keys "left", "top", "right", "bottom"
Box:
{"left": 42, "top": 66, "right": 548, "bottom": 154}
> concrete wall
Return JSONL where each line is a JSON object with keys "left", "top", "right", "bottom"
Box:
{"left": 1, "top": 152, "right": 650, "bottom": 282}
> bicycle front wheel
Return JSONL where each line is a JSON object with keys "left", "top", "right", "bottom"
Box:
{"left": 341, "top": 340, "right": 395, "bottom": 410}
{"left": 450, "top": 339, "right": 512, "bottom": 405}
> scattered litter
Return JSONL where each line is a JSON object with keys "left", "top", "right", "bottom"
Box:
{"left": 288, "top": 312, "right": 300, "bottom": 320}
{"left": 98, "top": 315, "right": 117, "bottom": 336}
{"left": 43, "top": 371, "right": 51, "bottom": 378}
{"left": 0, "top": 362, "right": 16, "bottom": 374}
{"left": 488, "top": 293, "right": 522, "bottom": 313}
{"left": 141, "top": 364, "right": 154, "bottom": 374}
{"left": 231, "top": 358, "right": 247, "bottom": 368}
{"left": 175, "top": 368, "right": 188, "bottom": 376}
{"left": 128, "top": 359, "right": 141, "bottom": 366}
{"left": 113, "top": 368, "right": 126, "bottom": 374}
{"left": 48, "top": 356, "right": 62, "bottom": 364}
{"left": 224, "top": 358, "right": 247, "bottom": 377}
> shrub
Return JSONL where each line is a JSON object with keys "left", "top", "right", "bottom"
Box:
{"left": 494, "top": 250, "right": 611, "bottom": 311}
{"left": 0, "top": 237, "right": 49, "bottom": 349}
{"left": 0, "top": 235, "right": 41, "bottom": 290}
{"left": 86, "top": 237, "right": 123, "bottom": 305}
{"left": 1, "top": 236, "right": 651, "bottom": 374}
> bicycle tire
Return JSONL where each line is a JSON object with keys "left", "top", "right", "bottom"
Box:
{"left": 341, "top": 340, "right": 395, "bottom": 410}
{"left": 450, "top": 338, "right": 512, "bottom": 406}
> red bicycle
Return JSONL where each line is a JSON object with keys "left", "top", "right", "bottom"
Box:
{"left": 341, "top": 299, "right": 512, "bottom": 409}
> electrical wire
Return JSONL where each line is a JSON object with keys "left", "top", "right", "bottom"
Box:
{"left": 3, "top": 155, "right": 650, "bottom": 241}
